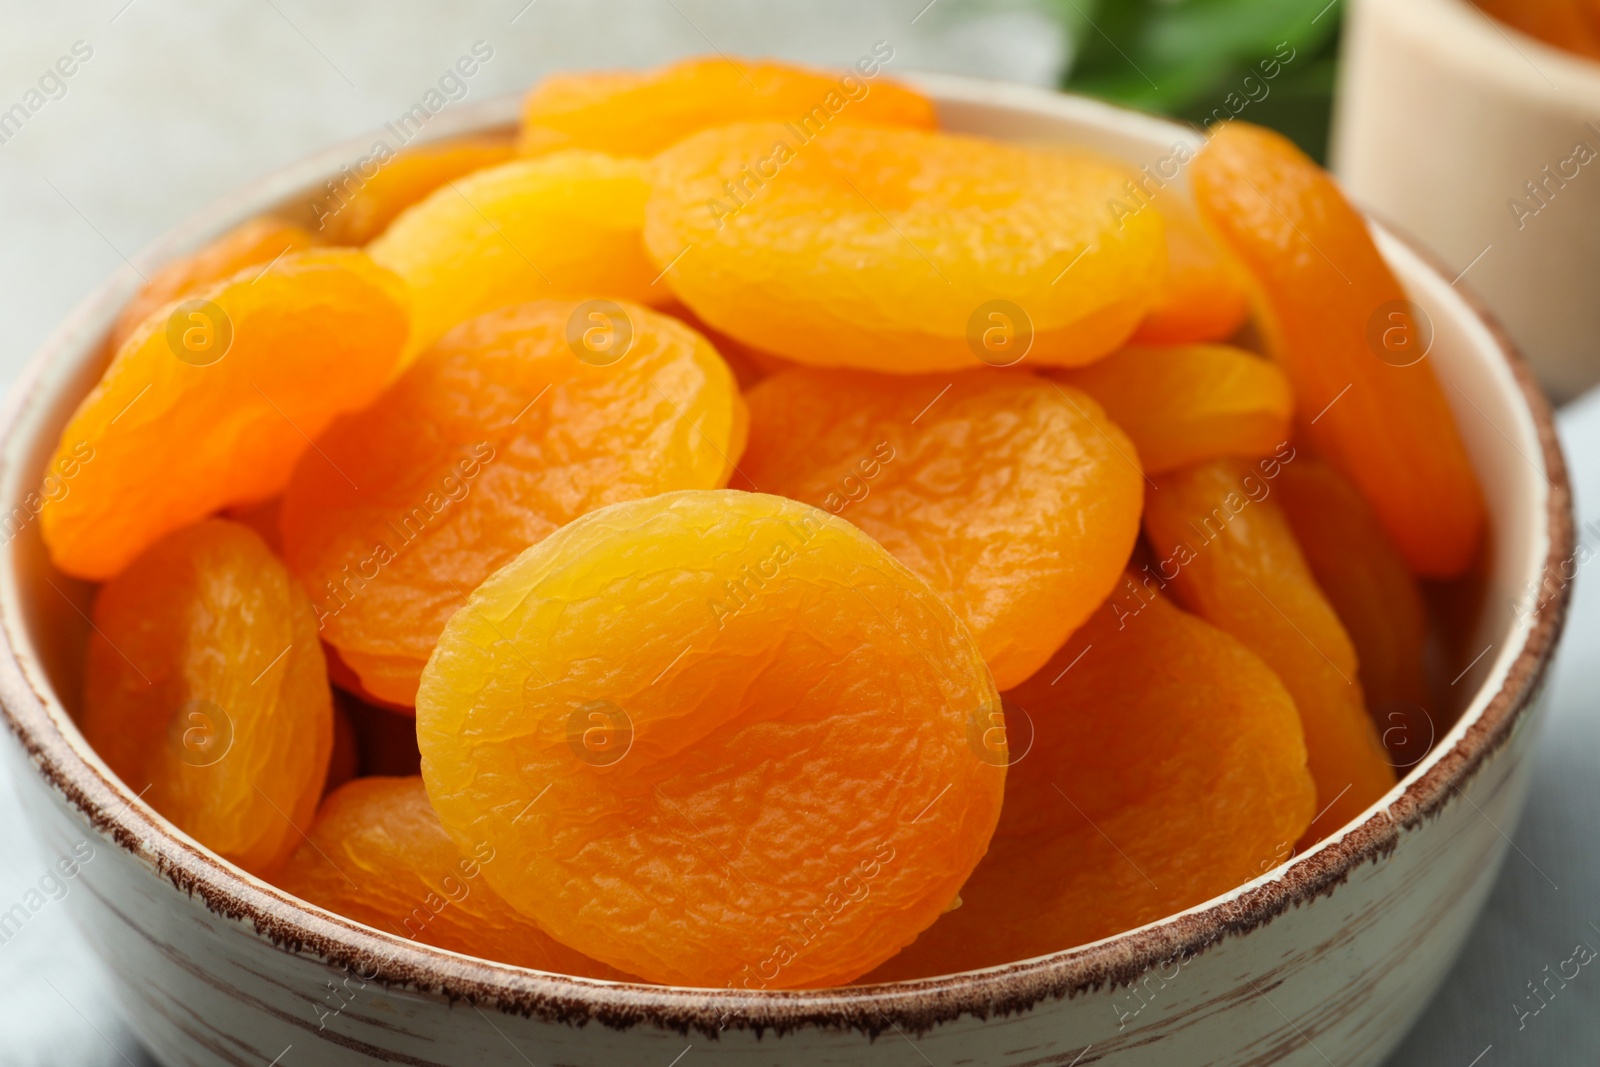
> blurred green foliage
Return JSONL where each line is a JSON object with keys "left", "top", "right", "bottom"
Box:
{"left": 1050, "top": 0, "right": 1344, "bottom": 161}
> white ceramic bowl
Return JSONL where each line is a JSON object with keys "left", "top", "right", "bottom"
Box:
{"left": 0, "top": 76, "right": 1574, "bottom": 1066}
{"left": 1333, "top": 0, "right": 1600, "bottom": 403}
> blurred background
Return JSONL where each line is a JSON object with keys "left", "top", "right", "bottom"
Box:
{"left": 2, "top": 1, "right": 1598, "bottom": 1064}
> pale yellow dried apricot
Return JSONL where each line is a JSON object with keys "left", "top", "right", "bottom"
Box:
{"left": 318, "top": 138, "right": 515, "bottom": 244}
{"left": 519, "top": 56, "right": 935, "bottom": 157}
{"left": 645, "top": 123, "right": 1166, "bottom": 373}
{"left": 368, "top": 151, "right": 668, "bottom": 360}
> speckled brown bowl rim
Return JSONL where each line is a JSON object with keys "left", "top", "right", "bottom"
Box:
{"left": 0, "top": 79, "right": 1576, "bottom": 1042}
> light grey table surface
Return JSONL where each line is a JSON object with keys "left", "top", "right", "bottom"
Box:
{"left": 0, "top": 3, "right": 1594, "bottom": 1065}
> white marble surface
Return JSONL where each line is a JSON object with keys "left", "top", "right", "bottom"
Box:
{"left": 0, "top": 2, "right": 1594, "bottom": 1065}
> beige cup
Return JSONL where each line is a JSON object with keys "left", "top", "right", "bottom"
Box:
{"left": 1333, "top": 0, "right": 1600, "bottom": 402}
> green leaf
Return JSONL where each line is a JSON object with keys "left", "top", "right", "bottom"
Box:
{"left": 1052, "top": 0, "right": 1344, "bottom": 161}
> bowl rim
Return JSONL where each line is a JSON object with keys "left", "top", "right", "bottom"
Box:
{"left": 0, "top": 73, "right": 1576, "bottom": 1040}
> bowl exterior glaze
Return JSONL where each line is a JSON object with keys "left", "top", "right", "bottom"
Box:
{"left": 0, "top": 78, "right": 1573, "bottom": 1067}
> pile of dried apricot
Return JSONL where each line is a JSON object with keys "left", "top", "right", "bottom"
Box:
{"left": 48, "top": 54, "right": 1484, "bottom": 989}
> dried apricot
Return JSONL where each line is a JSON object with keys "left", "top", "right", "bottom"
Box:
{"left": 108, "top": 217, "right": 319, "bottom": 352}
{"left": 317, "top": 137, "right": 516, "bottom": 245}
{"left": 324, "top": 644, "right": 412, "bottom": 713}
{"left": 869, "top": 583, "right": 1314, "bottom": 979}
{"left": 739, "top": 368, "right": 1143, "bottom": 688}
{"left": 43, "top": 249, "right": 409, "bottom": 581}
{"left": 1472, "top": 0, "right": 1600, "bottom": 59}
{"left": 277, "top": 777, "right": 630, "bottom": 978}
{"left": 1143, "top": 459, "right": 1395, "bottom": 845}
{"left": 644, "top": 123, "right": 1166, "bottom": 373}
{"left": 368, "top": 151, "right": 667, "bottom": 360}
{"left": 281, "top": 299, "right": 745, "bottom": 706}
{"left": 416, "top": 490, "right": 1004, "bottom": 988}
{"left": 79, "top": 520, "right": 331, "bottom": 875}
{"left": 1277, "top": 458, "right": 1432, "bottom": 718}
{"left": 1192, "top": 122, "right": 1485, "bottom": 577}
{"left": 1130, "top": 202, "right": 1251, "bottom": 345}
{"left": 1050, "top": 344, "right": 1292, "bottom": 475}
{"left": 519, "top": 56, "right": 935, "bottom": 157}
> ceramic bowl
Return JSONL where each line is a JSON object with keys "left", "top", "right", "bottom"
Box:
{"left": 0, "top": 75, "right": 1574, "bottom": 1067}
{"left": 1333, "top": 0, "right": 1600, "bottom": 403}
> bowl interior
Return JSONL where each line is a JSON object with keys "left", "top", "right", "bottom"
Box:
{"left": 0, "top": 77, "right": 1557, "bottom": 991}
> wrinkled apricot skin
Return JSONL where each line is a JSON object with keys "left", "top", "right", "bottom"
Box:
{"left": 79, "top": 520, "right": 331, "bottom": 876}
{"left": 869, "top": 585, "right": 1314, "bottom": 979}
{"left": 42, "top": 250, "right": 410, "bottom": 581}
{"left": 277, "top": 777, "right": 631, "bottom": 978}
{"left": 1131, "top": 204, "right": 1251, "bottom": 345}
{"left": 417, "top": 490, "right": 1004, "bottom": 988}
{"left": 108, "top": 217, "right": 319, "bottom": 352}
{"left": 1192, "top": 123, "right": 1485, "bottom": 577}
{"left": 317, "top": 138, "right": 515, "bottom": 245}
{"left": 1277, "top": 458, "right": 1432, "bottom": 716}
{"left": 282, "top": 299, "right": 746, "bottom": 707}
{"left": 645, "top": 123, "right": 1166, "bottom": 373}
{"left": 1050, "top": 344, "right": 1293, "bottom": 475}
{"left": 368, "top": 152, "right": 667, "bottom": 360}
{"left": 1143, "top": 459, "right": 1395, "bottom": 845}
{"left": 740, "top": 368, "right": 1143, "bottom": 688}
{"left": 519, "top": 56, "right": 937, "bottom": 158}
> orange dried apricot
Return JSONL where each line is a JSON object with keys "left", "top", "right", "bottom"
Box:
{"left": 1472, "top": 0, "right": 1600, "bottom": 59}
{"left": 1192, "top": 122, "right": 1485, "bottom": 577}
{"left": 644, "top": 123, "right": 1166, "bottom": 373}
{"left": 1130, "top": 202, "right": 1251, "bottom": 345}
{"left": 79, "top": 520, "right": 331, "bottom": 875}
{"left": 416, "top": 490, "right": 1004, "bottom": 988}
{"left": 1050, "top": 343, "right": 1292, "bottom": 475}
{"left": 324, "top": 644, "right": 412, "bottom": 713}
{"left": 281, "top": 299, "right": 745, "bottom": 707}
{"left": 1143, "top": 459, "right": 1395, "bottom": 845}
{"left": 1277, "top": 458, "right": 1432, "bottom": 718}
{"left": 869, "top": 583, "right": 1314, "bottom": 979}
{"left": 367, "top": 151, "right": 667, "bottom": 360}
{"left": 740, "top": 368, "right": 1143, "bottom": 688}
{"left": 108, "top": 217, "right": 319, "bottom": 352}
{"left": 42, "top": 249, "right": 409, "bottom": 581}
{"left": 317, "top": 137, "right": 516, "bottom": 245}
{"left": 277, "top": 777, "right": 630, "bottom": 978}
{"left": 519, "top": 56, "right": 936, "bottom": 158}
